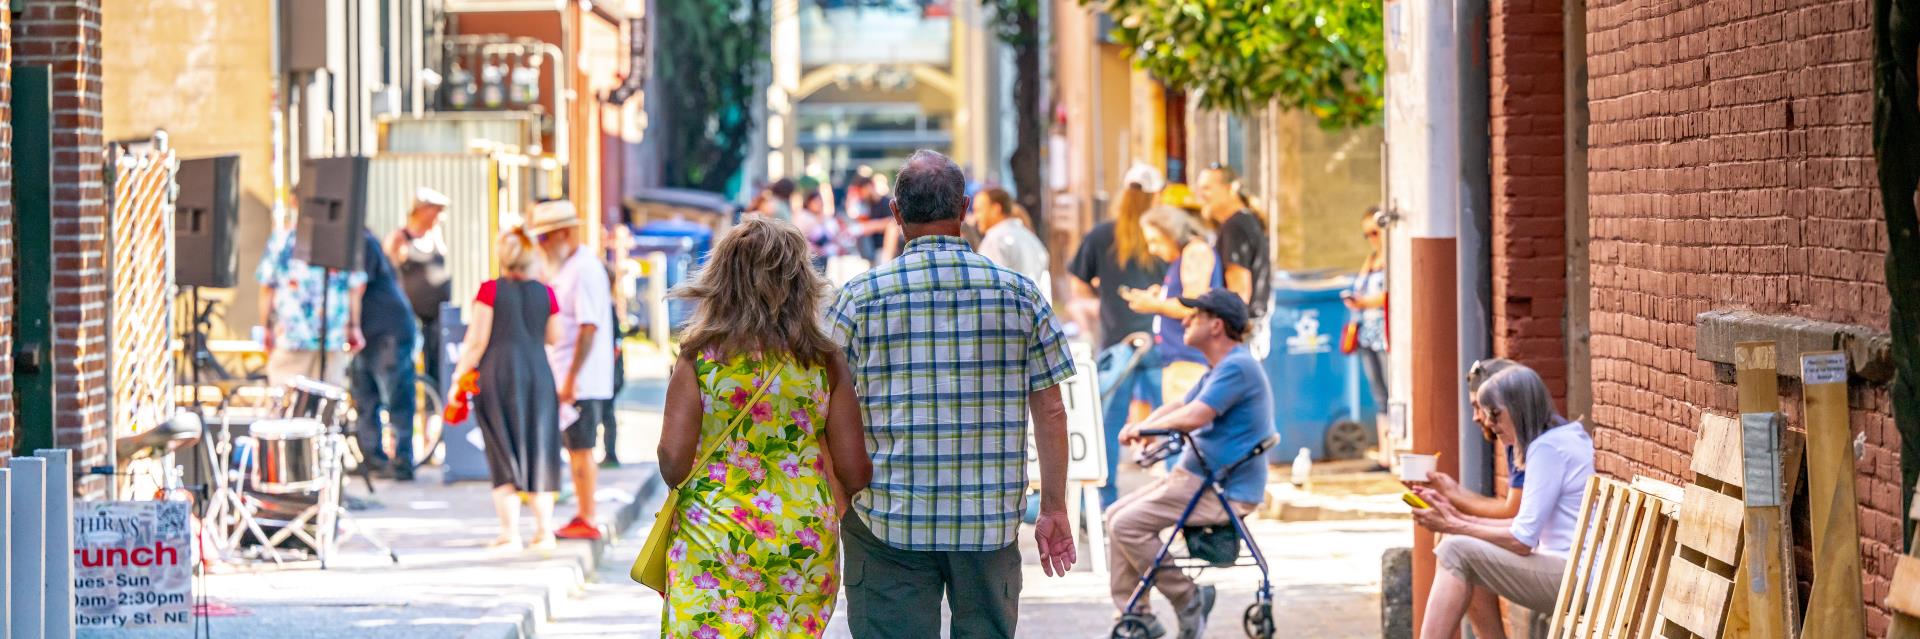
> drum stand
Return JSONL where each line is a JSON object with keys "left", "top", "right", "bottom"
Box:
{"left": 204, "top": 423, "right": 285, "bottom": 566}
{"left": 263, "top": 427, "right": 399, "bottom": 568}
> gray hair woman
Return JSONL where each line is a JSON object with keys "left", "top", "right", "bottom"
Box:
{"left": 1411, "top": 365, "right": 1594, "bottom": 639}
{"left": 1417, "top": 357, "right": 1560, "bottom": 521}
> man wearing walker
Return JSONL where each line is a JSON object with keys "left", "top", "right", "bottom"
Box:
{"left": 1112, "top": 289, "right": 1276, "bottom": 639}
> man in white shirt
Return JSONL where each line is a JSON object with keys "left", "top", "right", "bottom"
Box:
{"left": 969, "top": 186, "right": 1052, "bottom": 301}
{"left": 529, "top": 200, "right": 616, "bottom": 541}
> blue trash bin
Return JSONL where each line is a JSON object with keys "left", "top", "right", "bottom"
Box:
{"left": 1263, "top": 271, "right": 1381, "bottom": 462}
{"left": 632, "top": 220, "right": 714, "bottom": 331}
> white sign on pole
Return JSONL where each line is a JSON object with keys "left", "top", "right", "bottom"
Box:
{"left": 73, "top": 501, "right": 193, "bottom": 629}
{"left": 1027, "top": 345, "right": 1108, "bottom": 484}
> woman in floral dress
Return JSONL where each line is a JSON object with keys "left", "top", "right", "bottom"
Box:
{"left": 656, "top": 217, "right": 870, "bottom": 638}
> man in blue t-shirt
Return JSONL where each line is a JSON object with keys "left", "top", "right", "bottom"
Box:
{"left": 1107, "top": 289, "right": 1275, "bottom": 639}
{"left": 349, "top": 228, "right": 420, "bottom": 480}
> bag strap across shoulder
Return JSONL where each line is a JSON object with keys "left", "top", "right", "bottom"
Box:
{"left": 675, "top": 358, "right": 786, "bottom": 492}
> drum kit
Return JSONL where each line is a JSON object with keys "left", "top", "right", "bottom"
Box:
{"left": 200, "top": 377, "right": 397, "bottom": 568}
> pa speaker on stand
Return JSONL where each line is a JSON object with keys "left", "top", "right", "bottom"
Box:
{"left": 293, "top": 156, "right": 370, "bottom": 271}
{"left": 175, "top": 155, "right": 241, "bottom": 289}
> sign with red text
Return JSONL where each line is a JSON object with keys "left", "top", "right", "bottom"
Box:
{"left": 73, "top": 501, "right": 192, "bottom": 628}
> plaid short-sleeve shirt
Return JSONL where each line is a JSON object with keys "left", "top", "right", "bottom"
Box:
{"left": 828, "top": 235, "right": 1076, "bottom": 551}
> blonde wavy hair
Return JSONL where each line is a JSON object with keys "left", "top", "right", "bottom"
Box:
{"left": 671, "top": 216, "right": 836, "bottom": 369}
{"left": 498, "top": 227, "right": 538, "bottom": 275}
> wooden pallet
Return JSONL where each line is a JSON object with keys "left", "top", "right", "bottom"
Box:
{"left": 1634, "top": 410, "right": 1807, "bottom": 639}
{"left": 1545, "top": 475, "right": 1681, "bottom": 639}
{"left": 1653, "top": 413, "right": 1747, "bottom": 639}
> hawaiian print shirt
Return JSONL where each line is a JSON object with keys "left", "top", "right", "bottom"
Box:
{"left": 255, "top": 229, "right": 367, "bottom": 352}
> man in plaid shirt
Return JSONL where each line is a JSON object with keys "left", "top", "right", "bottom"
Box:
{"left": 828, "top": 150, "right": 1078, "bottom": 638}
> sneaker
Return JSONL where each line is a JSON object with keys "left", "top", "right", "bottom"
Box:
{"left": 1176, "top": 585, "right": 1216, "bottom": 639}
{"left": 598, "top": 459, "right": 622, "bottom": 470}
{"left": 393, "top": 465, "right": 416, "bottom": 482}
{"left": 555, "top": 516, "right": 603, "bottom": 541}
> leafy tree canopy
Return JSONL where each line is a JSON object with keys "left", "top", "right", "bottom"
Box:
{"left": 1094, "top": 0, "right": 1384, "bottom": 128}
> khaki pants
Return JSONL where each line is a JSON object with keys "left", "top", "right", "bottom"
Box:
{"left": 1436, "top": 535, "right": 1567, "bottom": 613}
{"left": 1106, "top": 470, "right": 1256, "bottom": 614}
{"left": 266, "top": 348, "right": 352, "bottom": 388}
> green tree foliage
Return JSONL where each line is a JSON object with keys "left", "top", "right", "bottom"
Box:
{"left": 1095, "top": 0, "right": 1384, "bottom": 127}
{"left": 657, "top": 0, "right": 769, "bottom": 192}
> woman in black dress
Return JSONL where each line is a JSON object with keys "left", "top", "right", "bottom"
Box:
{"left": 450, "top": 227, "right": 564, "bottom": 551}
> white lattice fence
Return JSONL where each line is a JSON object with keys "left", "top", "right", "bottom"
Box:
{"left": 109, "top": 139, "right": 177, "bottom": 436}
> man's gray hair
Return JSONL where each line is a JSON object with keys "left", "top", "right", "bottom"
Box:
{"left": 892, "top": 149, "right": 967, "bottom": 224}
{"left": 1474, "top": 365, "right": 1559, "bottom": 462}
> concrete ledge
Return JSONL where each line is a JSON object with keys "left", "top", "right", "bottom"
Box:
{"left": 1261, "top": 483, "right": 1411, "bottom": 522}
{"left": 1694, "top": 309, "right": 1893, "bottom": 383}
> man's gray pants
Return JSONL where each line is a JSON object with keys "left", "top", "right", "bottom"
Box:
{"left": 841, "top": 512, "right": 1023, "bottom": 638}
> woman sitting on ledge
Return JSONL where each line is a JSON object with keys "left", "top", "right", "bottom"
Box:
{"left": 1411, "top": 364, "right": 1594, "bottom": 639}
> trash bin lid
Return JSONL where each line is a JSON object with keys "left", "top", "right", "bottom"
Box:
{"left": 637, "top": 218, "right": 713, "bottom": 240}
{"left": 1272, "top": 270, "right": 1357, "bottom": 304}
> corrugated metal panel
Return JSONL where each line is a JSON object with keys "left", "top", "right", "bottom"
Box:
{"left": 383, "top": 114, "right": 536, "bottom": 154}
{"left": 368, "top": 154, "right": 507, "bottom": 310}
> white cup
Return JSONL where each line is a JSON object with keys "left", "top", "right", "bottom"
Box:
{"left": 1398, "top": 453, "right": 1437, "bottom": 483}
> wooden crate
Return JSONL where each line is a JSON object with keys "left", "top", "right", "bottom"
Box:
{"left": 1546, "top": 475, "right": 1681, "bottom": 639}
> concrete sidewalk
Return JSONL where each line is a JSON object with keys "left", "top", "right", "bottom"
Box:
{"left": 86, "top": 461, "right": 658, "bottom": 639}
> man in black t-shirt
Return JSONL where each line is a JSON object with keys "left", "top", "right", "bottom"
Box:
{"left": 1197, "top": 165, "right": 1272, "bottom": 357}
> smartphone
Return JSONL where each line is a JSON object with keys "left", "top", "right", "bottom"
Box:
{"left": 1402, "top": 491, "right": 1431, "bottom": 509}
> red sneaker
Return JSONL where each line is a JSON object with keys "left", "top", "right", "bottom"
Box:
{"left": 555, "top": 516, "right": 603, "bottom": 541}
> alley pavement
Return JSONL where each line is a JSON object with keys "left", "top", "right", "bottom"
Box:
{"left": 95, "top": 343, "right": 1408, "bottom": 637}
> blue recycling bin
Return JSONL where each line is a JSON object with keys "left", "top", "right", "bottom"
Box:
{"left": 632, "top": 220, "right": 714, "bottom": 331}
{"left": 1263, "top": 271, "right": 1381, "bottom": 462}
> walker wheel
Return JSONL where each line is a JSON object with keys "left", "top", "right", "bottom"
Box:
{"left": 1243, "top": 602, "right": 1274, "bottom": 639}
{"left": 1111, "top": 614, "right": 1157, "bottom": 639}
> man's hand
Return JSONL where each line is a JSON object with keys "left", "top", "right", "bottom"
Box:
{"left": 558, "top": 375, "right": 577, "bottom": 405}
{"left": 1118, "top": 423, "right": 1145, "bottom": 447}
{"left": 347, "top": 326, "right": 366, "bottom": 352}
{"left": 1034, "top": 509, "right": 1077, "bottom": 577}
{"left": 262, "top": 327, "right": 276, "bottom": 352}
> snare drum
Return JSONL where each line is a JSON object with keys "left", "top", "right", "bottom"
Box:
{"left": 279, "top": 377, "right": 349, "bottom": 427}
{"left": 251, "top": 418, "right": 327, "bottom": 493}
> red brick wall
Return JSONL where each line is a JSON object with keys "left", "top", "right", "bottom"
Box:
{"left": 16, "top": 0, "right": 107, "bottom": 496}
{"left": 1489, "top": 0, "right": 1569, "bottom": 410}
{"left": 0, "top": 7, "right": 14, "bottom": 460}
{"left": 1586, "top": 0, "right": 1899, "bottom": 633}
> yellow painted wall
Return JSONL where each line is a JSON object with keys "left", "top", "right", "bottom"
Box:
{"left": 1270, "top": 113, "right": 1383, "bottom": 273}
{"left": 102, "top": 0, "right": 276, "bottom": 336}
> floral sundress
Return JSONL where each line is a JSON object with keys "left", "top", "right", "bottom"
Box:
{"left": 664, "top": 350, "right": 839, "bottom": 638}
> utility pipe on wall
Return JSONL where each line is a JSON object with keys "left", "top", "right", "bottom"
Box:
{"left": 1383, "top": 0, "right": 1463, "bottom": 630}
